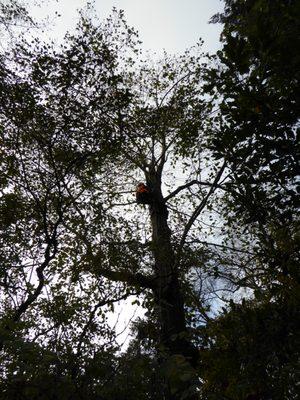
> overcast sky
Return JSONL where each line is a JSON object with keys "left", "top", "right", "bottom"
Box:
{"left": 31, "top": 0, "right": 224, "bottom": 54}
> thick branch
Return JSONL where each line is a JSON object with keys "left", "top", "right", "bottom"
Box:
{"left": 94, "top": 263, "right": 156, "bottom": 290}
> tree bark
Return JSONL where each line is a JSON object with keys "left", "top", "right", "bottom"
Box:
{"left": 147, "top": 171, "right": 198, "bottom": 400}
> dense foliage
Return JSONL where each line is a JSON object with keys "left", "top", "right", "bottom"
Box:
{"left": 0, "top": 1, "right": 299, "bottom": 399}
{"left": 200, "top": 1, "right": 300, "bottom": 398}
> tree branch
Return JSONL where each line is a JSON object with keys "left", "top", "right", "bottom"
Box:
{"left": 176, "top": 162, "right": 226, "bottom": 265}
{"left": 164, "top": 179, "right": 228, "bottom": 202}
{"left": 158, "top": 72, "right": 191, "bottom": 108}
{"left": 92, "top": 261, "right": 156, "bottom": 290}
{"left": 187, "top": 239, "right": 256, "bottom": 256}
{"left": 76, "top": 290, "right": 141, "bottom": 356}
{"left": 0, "top": 214, "right": 62, "bottom": 351}
{"left": 12, "top": 218, "right": 61, "bottom": 322}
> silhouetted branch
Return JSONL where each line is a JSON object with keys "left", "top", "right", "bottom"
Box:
{"left": 176, "top": 162, "right": 226, "bottom": 265}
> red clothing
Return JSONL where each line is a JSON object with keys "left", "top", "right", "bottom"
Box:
{"left": 136, "top": 183, "right": 152, "bottom": 205}
{"left": 136, "top": 184, "right": 149, "bottom": 194}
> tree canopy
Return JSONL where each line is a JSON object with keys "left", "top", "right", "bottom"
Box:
{"left": 0, "top": 1, "right": 299, "bottom": 399}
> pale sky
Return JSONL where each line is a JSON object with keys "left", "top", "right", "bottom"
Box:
{"left": 31, "top": 0, "right": 224, "bottom": 54}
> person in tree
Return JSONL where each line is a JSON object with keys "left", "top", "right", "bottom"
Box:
{"left": 136, "top": 182, "right": 152, "bottom": 204}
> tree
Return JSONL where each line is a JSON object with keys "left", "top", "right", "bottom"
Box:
{"left": 198, "top": 1, "right": 300, "bottom": 398}
{"left": 0, "top": 6, "right": 227, "bottom": 399}
{"left": 204, "top": 0, "right": 300, "bottom": 299}
{"left": 199, "top": 299, "right": 299, "bottom": 400}
{"left": 205, "top": 0, "right": 299, "bottom": 235}
{"left": 0, "top": 7, "right": 145, "bottom": 399}
{"left": 1, "top": 1, "right": 299, "bottom": 399}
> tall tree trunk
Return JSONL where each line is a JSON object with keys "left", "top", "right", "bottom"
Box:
{"left": 147, "top": 171, "right": 198, "bottom": 400}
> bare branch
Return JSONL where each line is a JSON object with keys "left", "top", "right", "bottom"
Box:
{"left": 187, "top": 239, "right": 256, "bottom": 256}
{"left": 165, "top": 179, "right": 228, "bottom": 202}
{"left": 158, "top": 72, "right": 191, "bottom": 108}
{"left": 176, "top": 162, "right": 226, "bottom": 265}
